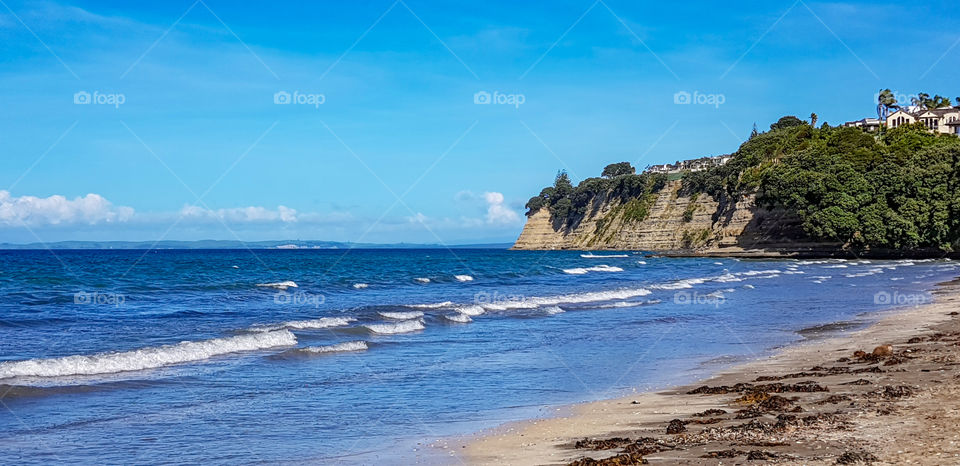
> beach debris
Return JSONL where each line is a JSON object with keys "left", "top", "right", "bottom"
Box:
{"left": 622, "top": 438, "right": 675, "bottom": 455}
{"left": 867, "top": 385, "right": 913, "bottom": 399}
{"left": 686, "top": 417, "right": 724, "bottom": 424}
{"left": 692, "top": 408, "right": 727, "bottom": 417}
{"left": 815, "top": 394, "right": 852, "bottom": 405}
{"left": 687, "top": 381, "right": 827, "bottom": 395}
{"left": 574, "top": 437, "right": 632, "bottom": 450}
{"left": 840, "top": 378, "right": 873, "bottom": 385}
{"left": 567, "top": 452, "right": 646, "bottom": 465}
{"left": 665, "top": 419, "right": 687, "bottom": 434}
{"left": 746, "top": 450, "right": 782, "bottom": 460}
{"left": 701, "top": 449, "right": 745, "bottom": 458}
{"left": 872, "top": 345, "right": 893, "bottom": 357}
{"left": 836, "top": 449, "right": 879, "bottom": 464}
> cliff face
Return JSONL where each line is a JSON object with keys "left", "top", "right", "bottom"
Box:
{"left": 513, "top": 181, "right": 841, "bottom": 256}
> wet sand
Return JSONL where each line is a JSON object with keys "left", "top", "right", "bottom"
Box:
{"left": 449, "top": 280, "right": 960, "bottom": 465}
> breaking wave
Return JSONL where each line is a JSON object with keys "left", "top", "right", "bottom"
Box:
{"left": 253, "top": 317, "right": 356, "bottom": 332}
{"left": 365, "top": 320, "right": 425, "bottom": 335}
{"left": 454, "top": 275, "right": 474, "bottom": 282}
{"left": 256, "top": 281, "right": 298, "bottom": 290}
{"left": 442, "top": 314, "right": 472, "bottom": 323}
{"left": 0, "top": 330, "right": 297, "bottom": 379}
{"left": 580, "top": 254, "right": 629, "bottom": 258}
{"left": 563, "top": 265, "right": 624, "bottom": 275}
{"left": 378, "top": 311, "right": 424, "bottom": 320}
{"left": 300, "top": 341, "right": 368, "bottom": 354}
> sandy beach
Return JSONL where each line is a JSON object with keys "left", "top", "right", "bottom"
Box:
{"left": 451, "top": 279, "right": 960, "bottom": 465}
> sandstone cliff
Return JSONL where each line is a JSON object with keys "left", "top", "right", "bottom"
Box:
{"left": 512, "top": 181, "right": 842, "bottom": 256}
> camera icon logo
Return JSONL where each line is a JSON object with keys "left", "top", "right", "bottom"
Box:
{"left": 673, "top": 91, "right": 691, "bottom": 105}
{"left": 74, "top": 91, "right": 91, "bottom": 104}
{"left": 74, "top": 291, "right": 90, "bottom": 304}
{"left": 273, "top": 91, "right": 291, "bottom": 105}
{"left": 674, "top": 291, "right": 691, "bottom": 305}
{"left": 474, "top": 91, "right": 491, "bottom": 105}
{"left": 274, "top": 291, "right": 291, "bottom": 305}
{"left": 874, "top": 291, "right": 891, "bottom": 305}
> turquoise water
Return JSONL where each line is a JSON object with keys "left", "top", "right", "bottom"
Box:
{"left": 0, "top": 249, "right": 954, "bottom": 464}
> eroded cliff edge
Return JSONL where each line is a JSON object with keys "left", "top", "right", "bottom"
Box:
{"left": 512, "top": 180, "right": 841, "bottom": 256}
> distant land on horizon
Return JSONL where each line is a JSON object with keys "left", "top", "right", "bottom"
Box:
{"left": 0, "top": 240, "right": 515, "bottom": 250}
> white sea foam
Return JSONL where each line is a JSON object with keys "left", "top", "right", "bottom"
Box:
{"left": 365, "top": 320, "right": 425, "bottom": 334}
{"left": 352, "top": 283, "right": 369, "bottom": 289}
{"left": 378, "top": 311, "right": 424, "bottom": 320}
{"left": 742, "top": 284, "right": 755, "bottom": 289}
{"left": 406, "top": 301, "right": 454, "bottom": 309}
{"left": 414, "top": 278, "right": 431, "bottom": 283}
{"left": 455, "top": 275, "right": 474, "bottom": 282}
{"left": 580, "top": 254, "right": 629, "bottom": 258}
{"left": 301, "top": 341, "right": 368, "bottom": 354}
{"left": 253, "top": 317, "right": 356, "bottom": 332}
{"left": 652, "top": 278, "right": 707, "bottom": 289}
{"left": 563, "top": 265, "right": 624, "bottom": 275}
{"left": 713, "top": 273, "right": 742, "bottom": 283}
{"left": 825, "top": 264, "right": 848, "bottom": 268}
{"left": 455, "top": 305, "right": 486, "bottom": 316}
{"left": 0, "top": 330, "right": 297, "bottom": 379}
{"left": 738, "top": 270, "right": 782, "bottom": 276}
{"left": 543, "top": 306, "right": 565, "bottom": 314}
{"left": 256, "top": 281, "right": 298, "bottom": 290}
{"left": 442, "top": 313, "right": 472, "bottom": 323}
{"left": 636, "top": 261, "right": 647, "bottom": 265}
{"left": 512, "top": 287, "right": 652, "bottom": 309}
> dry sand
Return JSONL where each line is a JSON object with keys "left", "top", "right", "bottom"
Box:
{"left": 441, "top": 280, "right": 960, "bottom": 465}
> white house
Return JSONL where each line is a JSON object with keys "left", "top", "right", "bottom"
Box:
{"left": 887, "top": 107, "right": 960, "bottom": 135}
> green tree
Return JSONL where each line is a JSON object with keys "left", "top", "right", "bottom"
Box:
{"left": 810, "top": 113, "right": 818, "bottom": 127}
{"left": 878, "top": 89, "right": 899, "bottom": 112}
{"left": 553, "top": 171, "right": 573, "bottom": 198}
{"left": 601, "top": 162, "right": 635, "bottom": 178}
{"left": 750, "top": 123, "right": 759, "bottom": 139}
{"left": 770, "top": 116, "right": 805, "bottom": 131}
{"left": 930, "top": 95, "right": 952, "bottom": 108}
{"left": 524, "top": 196, "right": 545, "bottom": 215}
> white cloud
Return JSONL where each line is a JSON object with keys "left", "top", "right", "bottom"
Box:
{"left": 0, "top": 191, "right": 134, "bottom": 226}
{"left": 483, "top": 192, "right": 520, "bottom": 224}
{"left": 179, "top": 205, "right": 298, "bottom": 223}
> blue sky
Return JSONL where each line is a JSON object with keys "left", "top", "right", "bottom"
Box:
{"left": 1, "top": 0, "right": 958, "bottom": 244}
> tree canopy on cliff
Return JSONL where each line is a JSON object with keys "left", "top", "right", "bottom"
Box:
{"left": 525, "top": 164, "right": 667, "bottom": 230}
{"left": 682, "top": 119, "right": 960, "bottom": 252}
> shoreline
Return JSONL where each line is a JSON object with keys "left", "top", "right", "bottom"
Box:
{"left": 450, "top": 279, "right": 960, "bottom": 465}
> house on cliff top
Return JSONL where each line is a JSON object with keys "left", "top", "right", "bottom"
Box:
{"left": 845, "top": 106, "right": 960, "bottom": 135}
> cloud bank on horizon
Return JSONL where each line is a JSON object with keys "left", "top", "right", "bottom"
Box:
{"left": 0, "top": 0, "right": 957, "bottom": 244}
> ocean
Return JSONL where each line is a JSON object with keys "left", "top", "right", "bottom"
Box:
{"left": 0, "top": 249, "right": 955, "bottom": 464}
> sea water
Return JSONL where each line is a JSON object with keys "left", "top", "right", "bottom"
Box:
{"left": 0, "top": 249, "right": 954, "bottom": 463}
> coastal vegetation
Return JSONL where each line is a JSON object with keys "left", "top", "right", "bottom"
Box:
{"left": 525, "top": 167, "right": 667, "bottom": 229}
{"left": 526, "top": 112, "right": 960, "bottom": 253}
{"left": 684, "top": 117, "right": 960, "bottom": 252}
